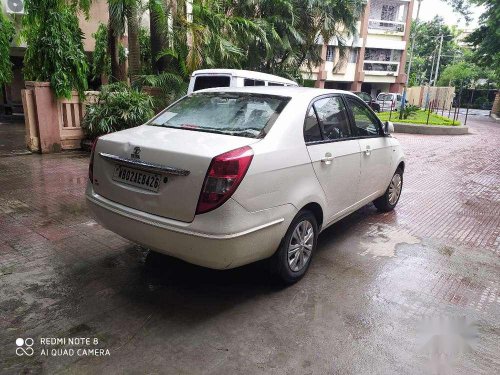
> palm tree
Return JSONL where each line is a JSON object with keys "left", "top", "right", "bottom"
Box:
{"left": 108, "top": 0, "right": 127, "bottom": 81}
{"left": 127, "top": 1, "right": 141, "bottom": 80}
{"left": 107, "top": 0, "right": 142, "bottom": 82}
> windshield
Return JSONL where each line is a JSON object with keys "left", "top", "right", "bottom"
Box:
{"left": 377, "top": 94, "right": 393, "bottom": 101}
{"left": 148, "top": 92, "right": 291, "bottom": 138}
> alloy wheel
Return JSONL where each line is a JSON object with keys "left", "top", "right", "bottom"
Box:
{"left": 287, "top": 220, "right": 314, "bottom": 272}
{"left": 388, "top": 173, "right": 402, "bottom": 205}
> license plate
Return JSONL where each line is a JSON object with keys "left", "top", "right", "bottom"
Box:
{"left": 112, "top": 165, "right": 161, "bottom": 192}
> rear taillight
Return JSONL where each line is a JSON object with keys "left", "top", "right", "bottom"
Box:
{"left": 196, "top": 146, "right": 254, "bottom": 215}
{"left": 88, "top": 139, "right": 98, "bottom": 183}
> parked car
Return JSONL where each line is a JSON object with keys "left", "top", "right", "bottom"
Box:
{"left": 188, "top": 69, "right": 298, "bottom": 94}
{"left": 354, "top": 91, "right": 381, "bottom": 112}
{"left": 376, "top": 92, "right": 405, "bottom": 111}
{"left": 86, "top": 87, "right": 405, "bottom": 284}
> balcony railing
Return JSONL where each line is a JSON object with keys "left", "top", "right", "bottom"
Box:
{"left": 363, "top": 61, "right": 399, "bottom": 75}
{"left": 368, "top": 19, "right": 405, "bottom": 34}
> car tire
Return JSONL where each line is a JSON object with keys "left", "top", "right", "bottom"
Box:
{"left": 270, "top": 210, "right": 318, "bottom": 285}
{"left": 373, "top": 168, "right": 403, "bottom": 212}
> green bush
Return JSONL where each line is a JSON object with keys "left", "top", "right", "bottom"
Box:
{"left": 401, "top": 104, "right": 420, "bottom": 119}
{"left": 0, "top": 12, "right": 15, "bottom": 86}
{"left": 82, "top": 83, "right": 155, "bottom": 139}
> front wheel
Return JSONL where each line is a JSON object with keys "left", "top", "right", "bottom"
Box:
{"left": 270, "top": 210, "right": 318, "bottom": 285}
{"left": 373, "top": 168, "right": 403, "bottom": 212}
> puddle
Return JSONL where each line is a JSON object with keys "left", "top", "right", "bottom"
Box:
{"left": 360, "top": 223, "right": 420, "bottom": 257}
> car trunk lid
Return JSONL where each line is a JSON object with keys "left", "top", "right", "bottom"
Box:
{"left": 92, "top": 125, "right": 259, "bottom": 222}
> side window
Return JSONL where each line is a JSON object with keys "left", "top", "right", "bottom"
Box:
{"left": 244, "top": 79, "right": 265, "bottom": 86}
{"left": 346, "top": 97, "right": 382, "bottom": 137}
{"left": 304, "top": 107, "right": 322, "bottom": 142}
{"left": 313, "top": 96, "right": 351, "bottom": 140}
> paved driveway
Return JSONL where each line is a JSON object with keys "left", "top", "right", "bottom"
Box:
{"left": 1, "top": 116, "right": 499, "bottom": 374}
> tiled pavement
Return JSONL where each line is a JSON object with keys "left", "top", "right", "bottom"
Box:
{"left": 0, "top": 116, "right": 499, "bottom": 374}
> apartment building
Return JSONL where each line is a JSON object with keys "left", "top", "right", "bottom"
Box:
{"left": 304, "top": 0, "right": 414, "bottom": 97}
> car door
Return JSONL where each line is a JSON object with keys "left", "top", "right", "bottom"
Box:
{"left": 345, "top": 96, "right": 393, "bottom": 203}
{"left": 304, "top": 95, "right": 362, "bottom": 220}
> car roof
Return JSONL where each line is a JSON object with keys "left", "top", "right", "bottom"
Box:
{"left": 194, "top": 86, "right": 359, "bottom": 101}
{"left": 191, "top": 69, "right": 298, "bottom": 85}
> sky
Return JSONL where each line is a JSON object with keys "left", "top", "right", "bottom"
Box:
{"left": 413, "top": 1, "right": 486, "bottom": 29}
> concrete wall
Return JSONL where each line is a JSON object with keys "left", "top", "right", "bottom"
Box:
{"left": 79, "top": 0, "right": 110, "bottom": 52}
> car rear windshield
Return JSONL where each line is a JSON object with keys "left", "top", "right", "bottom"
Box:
{"left": 377, "top": 94, "right": 393, "bottom": 101}
{"left": 148, "top": 92, "right": 291, "bottom": 138}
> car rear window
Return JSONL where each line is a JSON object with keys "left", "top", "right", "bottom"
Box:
{"left": 149, "top": 93, "right": 291, "bottom": 138}
{"left": 193, "top": 75, "right": 231, "bottom": 92}
{"left": 377, "top": 94, "right": 393, "bottom": 101}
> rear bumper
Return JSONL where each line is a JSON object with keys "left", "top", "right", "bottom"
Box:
{"left": 85, "top": 184, "right": 296, "bottom": 269}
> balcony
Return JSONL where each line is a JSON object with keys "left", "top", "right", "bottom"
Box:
{"left": 367, "top": 0, "right": 409, "bottom": 36}
{"left": 368, "top": 19, "right": 406, "bottom": 35}
{"left": 363, "top": 61, "right": 399, "bottom": 76}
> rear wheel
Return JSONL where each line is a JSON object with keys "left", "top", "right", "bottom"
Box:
{"left": 270, "top": 210, "right": 318, "bottom": 284}
{"left": 374, "top": 168, "right": 403, "bottom": 212}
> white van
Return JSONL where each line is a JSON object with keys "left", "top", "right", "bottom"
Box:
{"left": 187, "top": 69, "right": 298, "bottom": 94}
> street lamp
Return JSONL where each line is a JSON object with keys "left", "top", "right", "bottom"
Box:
{"left": 399, "top": 0, "right": 423, "bottom": 118}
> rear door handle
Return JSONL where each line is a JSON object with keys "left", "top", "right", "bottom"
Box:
{"left": 364, "top": 146, "right": 372, "bottom": 156}
{"left": 321, "top": 153, "right": 334, "bottom": 165}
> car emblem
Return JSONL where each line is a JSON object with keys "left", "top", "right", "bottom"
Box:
{"left": 131, "top": 146, "right": 141, "bottom": 159}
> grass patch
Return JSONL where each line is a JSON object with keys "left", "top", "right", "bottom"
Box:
{"left": 377, "top": 110, "right": 460, "bottom": 126}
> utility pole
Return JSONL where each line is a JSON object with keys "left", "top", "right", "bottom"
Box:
{"left": 433, "top": 34, "right": 444, "bottom": 86}
{"left": 399, "top": 0, "right": 423, "bottom": 119}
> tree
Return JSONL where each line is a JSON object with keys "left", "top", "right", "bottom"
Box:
{"left": 0, "top": 11, "right": 15, "bottom": 86}
{"left": 437, "top": 61, "right": 479, "bottom": 86}
{"left": 464, "top": 0, "right": 500, "bottom": 85}
{"left": 150, "top": 0, "right": 364, "bottom": 80}
{"left": 107, "top": 0, "right": 127, "bottom": 82}
{"left": 127, "top": 1, "right": 141, "bottom": 80}
{"left": 91, "top": 23, "right": 111, "bottom": 80}
{"left": 23, "top": 0, "right": 89, "bottom": 99}
{"left": 408, "top": 16, "right": 462, "bottom": 85}
{"left": 149, "top": 0, "right": 173, "bottom": 73}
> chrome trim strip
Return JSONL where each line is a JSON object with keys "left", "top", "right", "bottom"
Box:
{"left": 99, "top": 152, "right": 190, "bottom": 176}
{"left": 86, "top": 193, "right": 284, "bottom": 239}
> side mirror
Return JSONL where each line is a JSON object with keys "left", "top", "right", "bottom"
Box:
{"left": 384, "top": 121, "right": 394, "bottom": 134}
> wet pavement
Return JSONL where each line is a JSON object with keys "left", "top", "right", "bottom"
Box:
{"left": 0, "top": 116, "right": 499, "bottom": 374}
{"left": 0, "top": 119, "right": 30, "bottom": 157}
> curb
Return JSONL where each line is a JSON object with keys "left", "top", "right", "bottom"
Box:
{"left": 393, "top": 123, "right": 468, "bottom": 135}
{"left": 490, "top": 113, "right": 500, "bottom": 121}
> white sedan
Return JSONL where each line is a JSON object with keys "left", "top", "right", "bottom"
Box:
{"left": 86, "top": 87, "right": 405, "bottom": 284}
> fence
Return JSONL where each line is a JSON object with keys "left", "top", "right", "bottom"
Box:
{"left": 406, "top": 86, "right": 455, "bottom": 110}
{"left": 22, "top": 81, "right": 98, "bottom": 153}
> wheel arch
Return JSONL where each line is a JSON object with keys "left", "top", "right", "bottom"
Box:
{"left": 299, "top": 202, "right": 324, "bottom": 230}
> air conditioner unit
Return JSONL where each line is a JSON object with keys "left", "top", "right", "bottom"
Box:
{"left": 4, "top": 0, "right": 25, "bottom": 14}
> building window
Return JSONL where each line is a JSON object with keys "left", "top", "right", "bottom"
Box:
{"left": 365, "top": 48, "right": 401, "bottom": 62}
{"left": 326, "top": 46, "right": 335, "bottom": 62}
{"left": 381, "top": 5, "right": 397, "bottom": 21}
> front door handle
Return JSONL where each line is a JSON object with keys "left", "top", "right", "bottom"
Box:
{"left": 321, "top": 152, "right": 334, "bottom": 165}
{"left": 364, "top": 145, "right": 372, "bottom": 156}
